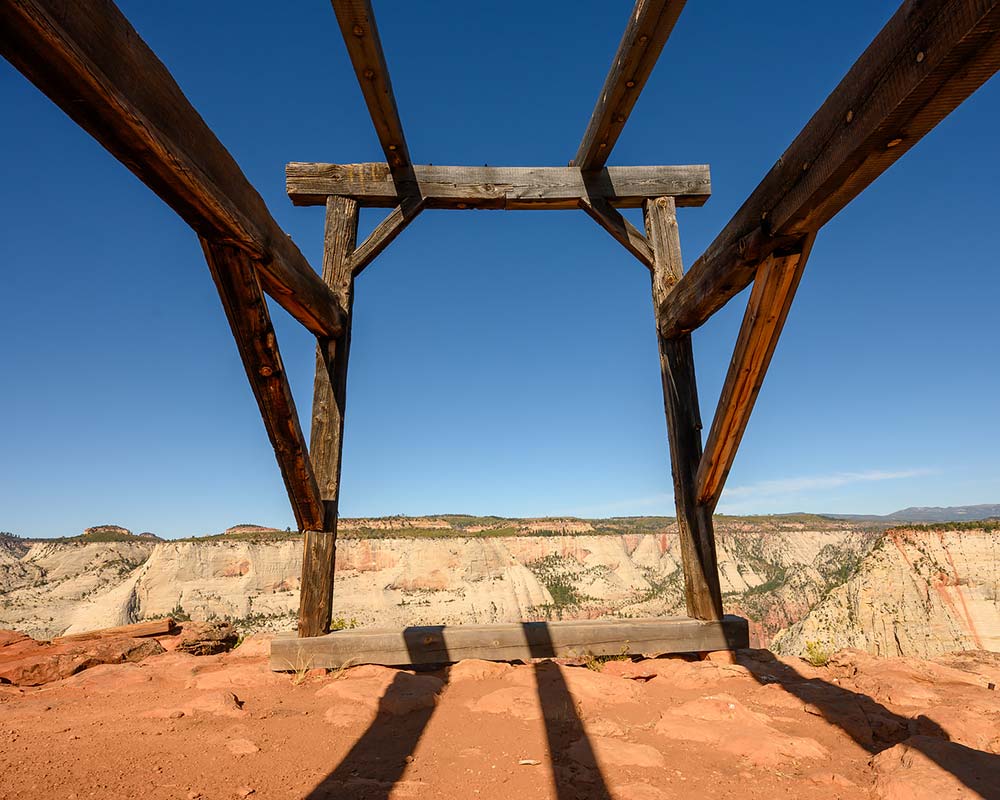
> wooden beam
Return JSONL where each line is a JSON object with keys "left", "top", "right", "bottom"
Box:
{"left": 330, "top": 0, "right": 411, "bottom": 171}
{"left": 658, "top": 0, "right": 1000, "bottom": 337}
{"left": 201, "top": 239, "right": 324, "bottom": 532}
{"left": 299, "top": 197, "right": 359, "bottom": 638}
{"left": 645, "top": 197, "right": 723, "bottom": 621}
{"left": 579, "top": 196, "right": 654, "bottom": 269}
{"left": 696, "top": 238, "right": 814, "bottom": 511}
{"left": 287, "top": 163, "right": 711, "bottom": 209}
{"left": 349, "top": 193, "right": 425, "bottom": 276}
{"left": 574, "top": 0, "right": 686, "bottom": 169}
{"left": 53, "top": 618, "right": 176, "bottom": 643}
{"left": 271, "top": 616, "right": 750, "bottom": 670}
{"left": 0, "top": 0, "right": 346, "bottom": 338}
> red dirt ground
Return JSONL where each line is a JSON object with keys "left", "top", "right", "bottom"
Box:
{"left": 2, "top": 632, "right": 999, "bottom": 799}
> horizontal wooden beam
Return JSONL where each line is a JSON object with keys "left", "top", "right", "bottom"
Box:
{"left": 579, "top": 196, "right": 654, "bottom": 269}
{"left": 696, "top": 238, "right": 813, "bottom": 511}
{"left": 574, "top": 0, "right": 687, "bottom": 169}
{"left": 330, "top": 0, "right": 411, "bottom": 171}
{"left": 0, "top": 0, "right": 345, "bottom": 338}
{"left": 287, "top": 163, "right": 711, "bottom": 209}
{"left": 658, "top": 0, "right": 1000, "bottom": 337}
{"left": 202, "top": 240, "right": 325, "bottom": 532}
{"left": 271, "top": 616, "right": 749, "bottom": 670}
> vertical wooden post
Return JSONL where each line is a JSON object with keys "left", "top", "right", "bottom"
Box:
{"left": 298, "top": 196, "right": 359, "bottom": 638}
{"left": 644, "top": 196, "right": 723, "bottom": 621}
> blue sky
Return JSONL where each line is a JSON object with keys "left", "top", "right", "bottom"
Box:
{"left": 2, "top": 1, "right": 998, "bottom": 538}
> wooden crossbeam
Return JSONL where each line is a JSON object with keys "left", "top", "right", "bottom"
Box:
{"left": 299, "top": 197, "right": 360, "bottom": 638}
{"left": 645, "top": 197, "right": 722, "bottom": 621}
{"left": 331, "top": 0, "right": 411, "bottom": 171}
{"left": 574, "top": 0, "right": 687, "bottom": 169}
{"left": 0, "top": 0, "right": 346, "bottom": 339}
{"left": 349, "top": 193, "right": 426, "bottom": 276}
{"left": 658, "top": 0, "right": 1000, "bottom": 338}
{"left": 201, "top": 240, "right": 324, "bottom": 532}
{"left": 578, "top": 196, "right": 654, "bottom": 268}
{"left": 287, "top": 163, "right": 711, "bottom": 209}
{"left": 696, "top": 237, "right": 814, "bottom": 511}
{"left": 272, "top": 616, "right": 750, "bottom": 670}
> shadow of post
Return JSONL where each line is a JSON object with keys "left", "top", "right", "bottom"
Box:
{"left": 738, "top": 651, "right": 1000, "bottom": 798}
{"left": 304, "top": 627, "right": 450, "bottom": 800}
{"left": 523, "top": 622, "right": 613, "bottom": 800}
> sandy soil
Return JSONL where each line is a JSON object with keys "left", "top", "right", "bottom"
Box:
{"left": 2, "top": 636, "right": 999, "bottom": 800}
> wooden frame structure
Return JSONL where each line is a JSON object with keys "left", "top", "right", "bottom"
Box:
{"left": 4, "top": 0, "right": 999, "bottom": 661}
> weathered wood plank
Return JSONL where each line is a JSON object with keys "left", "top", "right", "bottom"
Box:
{"left": 287, "top": 163, "right": 711, "bottom": 209}
{"left": 574, "top": 0, "right": 687, "bottom": 169}
{"left": 658, "top": 0, "right": 1000, "bottom": 337}
{"left": 0, "top": 0, "right": 345, "bottom": 338}
{"left": 349, "top": 193, "right": 425, "bottom": 276}
{"left": 696, "top": 238, "right": 814, "bottom": 511}
{"left": 271, "top": 616, "right": 749, "bottom": 670}
{"left": 330, "top": 0, "right": 410, "bottom": 171}
{"left": 53, "top": 618, "right": 176, "bottom": 643}
{"left": 201, "top": 239, "right": 324, "bottom": 532}
{"left": 579, "top": 195, "right": 654, "bottom": 269}
{"left": 645, "top": 197, "right": 723, "bottom": 621}
{"left": 299, "top": 197, "right": 360, "bottom": 638}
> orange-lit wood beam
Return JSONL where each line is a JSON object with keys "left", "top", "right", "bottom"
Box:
{"left": 201, "top": 240, "right": 325, "bottom": 532}
{"left": 659, "top": 0, "right": 1000, "bottom": 338}
{"left": 574, "top": 0, "right": 687, "bottom": 169}
{"left": 0, "top": 0, "right": 346, "bottom": 338}
{"left": 330, "top": 0, "right": 411, "bottom": 172}
{"left": 696, "top": 237, "right": 814, "bottom": 511}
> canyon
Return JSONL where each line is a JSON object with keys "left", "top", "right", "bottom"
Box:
{"left": 1, "top": 515, "right": 997, "bottom": 660}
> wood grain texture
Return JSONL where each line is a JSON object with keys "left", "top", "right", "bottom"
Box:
{"left": 201, "top": 239, "right": 324, "bottom": 533}
{"left": 658, "top": 0, "right": 1000, "bottom": 337}
{"left": 645, "top": 197, "right": 723, "bottom": 621}
{"left": 349, "top": 192, "right": 425, "bottom": 276}
{"left": 0, "top": 0, "right": 345, "bottom": 338}
{"left": 287, "top": 163, "right": 711, "bottom": 209}
{"left": 272, "top": 616, "right": 749, "bottom": 670}
{"left": 53, "top": 618, "right": 176, "bottom": 643}
{"left": 696, "top": 237, "right": 814, "bottom": 511}
{"left": 330, "top": 0, "right": 410, "bottom": 170}
{"left": 578, "top": 195, "right": 654, "bottom": 269}
{"left": 299, "top": 197, "right": 360, "bottom": 638}
{"left": 574, "top": 0, "right": 686, "bottom": 169}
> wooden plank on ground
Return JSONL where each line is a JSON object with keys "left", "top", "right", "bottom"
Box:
{"left": 0, "top": 0, "right": 345, "bottom": 338}
{"left": 299, "top": 196, "right": 359, "bottom": 638}
{"left": 645, "top": 196, "right": 723, "bottom": 621}
{"left": 53, "top": 618, "right": 176, "bottom": 643}
{"left": 658, "top": 0, "right": 1000, "bottom": 337}
{"left": 330, "top": 0, "right": 411, "bottom": 171}
{"left": 201, "top": 239, "right": 324, "bottom": 532}
{"left": 574, "top": 0, "right": 687, "bottom": 169}
{"left": 271, "top": 616, "right": 749, "bottom": 670}
{"left": 696, "top": 238, "right": 814, "bottom": 511}
{"left": 287, "top": 163, "right": 711, "bottom": 209}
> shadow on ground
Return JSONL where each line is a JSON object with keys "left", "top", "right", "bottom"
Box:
{"left": 303, "top": 625, "right": 1000, "bottom": 799}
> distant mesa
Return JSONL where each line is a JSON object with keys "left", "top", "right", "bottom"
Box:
{"left": 83, "top": 524, "right": 132, "bottom": 538}
{"left": 222, "top": 524, "right": 282, "bottom": 536}
{"left": 80, "top": 525, "right": 162, "bottom": 542}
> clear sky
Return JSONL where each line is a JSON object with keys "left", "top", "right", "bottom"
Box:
{"left": 2, "top": 1, "right": 998, "bottom": 539}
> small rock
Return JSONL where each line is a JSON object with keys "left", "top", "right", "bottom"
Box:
{"left": 226, "top": 738, "right": 259, "bottom": 756}
{"left": 236, "top": 787, "right": 255, "bottom": 798}
{"left": 518, "top": 759, "right": 541, "bottom": 766}
{"left": 176, "top": 622, "right": 239, "bottom": 656}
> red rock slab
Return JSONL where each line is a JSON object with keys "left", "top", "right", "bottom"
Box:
{"left": 0, "top": 631, "right": 164, "bottom": 686}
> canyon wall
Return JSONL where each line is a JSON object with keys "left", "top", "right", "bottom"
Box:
{"left": 2, "top": 523, "right": 996, "bottom": 659}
